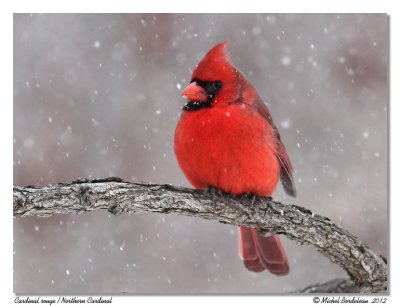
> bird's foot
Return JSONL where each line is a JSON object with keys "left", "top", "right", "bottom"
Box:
{"left": 239, "top": 194, "right": 273, "bottom": 210}
{"left": 238, "top": 193, "right": 259, "bottom": 209}
{"left": 203, "top": 186, "right": 224, "bottom": 197}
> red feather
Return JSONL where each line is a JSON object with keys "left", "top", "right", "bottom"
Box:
{"left": 174, "top": 42, "right": 296, "bottom": 275}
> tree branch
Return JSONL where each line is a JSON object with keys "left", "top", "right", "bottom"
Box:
{"left": 297, "top": 278, "right": 359, "bottom": 293}
{"left": 13, "top": 177, "right": 387, "bottom": 293}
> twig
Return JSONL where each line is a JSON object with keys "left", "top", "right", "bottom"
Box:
{"left": 297, "top": 278, "right": 359, "bottom": 293}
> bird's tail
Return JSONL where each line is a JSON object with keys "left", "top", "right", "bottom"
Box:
{"left": 238, "top": 226, "right": 289, "bottom": 275}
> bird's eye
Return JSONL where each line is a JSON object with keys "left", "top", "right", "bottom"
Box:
{"left": 213, "top": 80, "right": 222, "bottom": 90}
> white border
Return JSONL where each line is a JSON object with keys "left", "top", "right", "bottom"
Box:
{"left": 1, "top": 1, "right": 398, "bottom": 305}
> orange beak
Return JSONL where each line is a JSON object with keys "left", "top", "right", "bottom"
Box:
{"left": 181, "top": 82, "right": 208, "bottom": 102}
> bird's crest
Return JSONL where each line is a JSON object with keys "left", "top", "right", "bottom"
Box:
{"left": 192, "top": 41, "right": 236, "bottom": 82}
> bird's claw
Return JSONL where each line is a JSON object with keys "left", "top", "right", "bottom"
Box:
{"left": 204, "top": 186, "right": 224, "bottom": 197}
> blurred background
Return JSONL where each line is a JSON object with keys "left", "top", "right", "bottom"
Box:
{"left": 13, "top": 14, "right": 388, "bottom": 294}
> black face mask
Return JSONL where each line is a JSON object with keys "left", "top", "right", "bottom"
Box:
{"left": 183, "top": 79, "right": 223, "bottom": 111}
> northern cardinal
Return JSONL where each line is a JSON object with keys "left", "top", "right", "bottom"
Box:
{"left": 174, "top": 41, "right": 296, "bottom": 275}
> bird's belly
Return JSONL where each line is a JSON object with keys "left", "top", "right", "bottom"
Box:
{"left": 174, "top": 108, "right": 280, "bottom": 196}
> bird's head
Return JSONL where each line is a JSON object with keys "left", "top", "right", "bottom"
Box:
{"left": 181, "top": 41, "right": 243, "bottom": 111}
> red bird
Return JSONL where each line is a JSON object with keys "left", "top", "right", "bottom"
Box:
{"left": 174, "top": 41, "right": 296, "bottom": 275}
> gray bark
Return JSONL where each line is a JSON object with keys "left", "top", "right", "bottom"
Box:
{"left": 13, "top": 177, "right": 387, "bottom": 293}
{"left": 298, "top": 278, "right": 360, "bottom": 293}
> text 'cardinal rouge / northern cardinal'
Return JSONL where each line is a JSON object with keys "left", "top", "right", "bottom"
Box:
{"left": 174, "top": 41, "right": 296, "bottom": 275}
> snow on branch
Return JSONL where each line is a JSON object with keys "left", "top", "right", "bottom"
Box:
{"left": 13, "top": 177, "right": 387, "bottom": 293}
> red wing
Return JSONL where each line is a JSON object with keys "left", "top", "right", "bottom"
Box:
{"left": 255, "top": 100, "right": 297, "bottom": 197}
{"left": 275, "top": 143, "right": 297, "bottom": 197}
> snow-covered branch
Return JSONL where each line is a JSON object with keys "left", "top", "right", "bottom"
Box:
{"left": 13, "top": 177, "right": 387, "bottom": 293}
{"left": 297, "top": 278, "right": 360, "bottom": 293}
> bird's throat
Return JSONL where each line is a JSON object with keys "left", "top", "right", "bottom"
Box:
{"left": 183, "top": 100, "right": 213, "bottom": 111}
